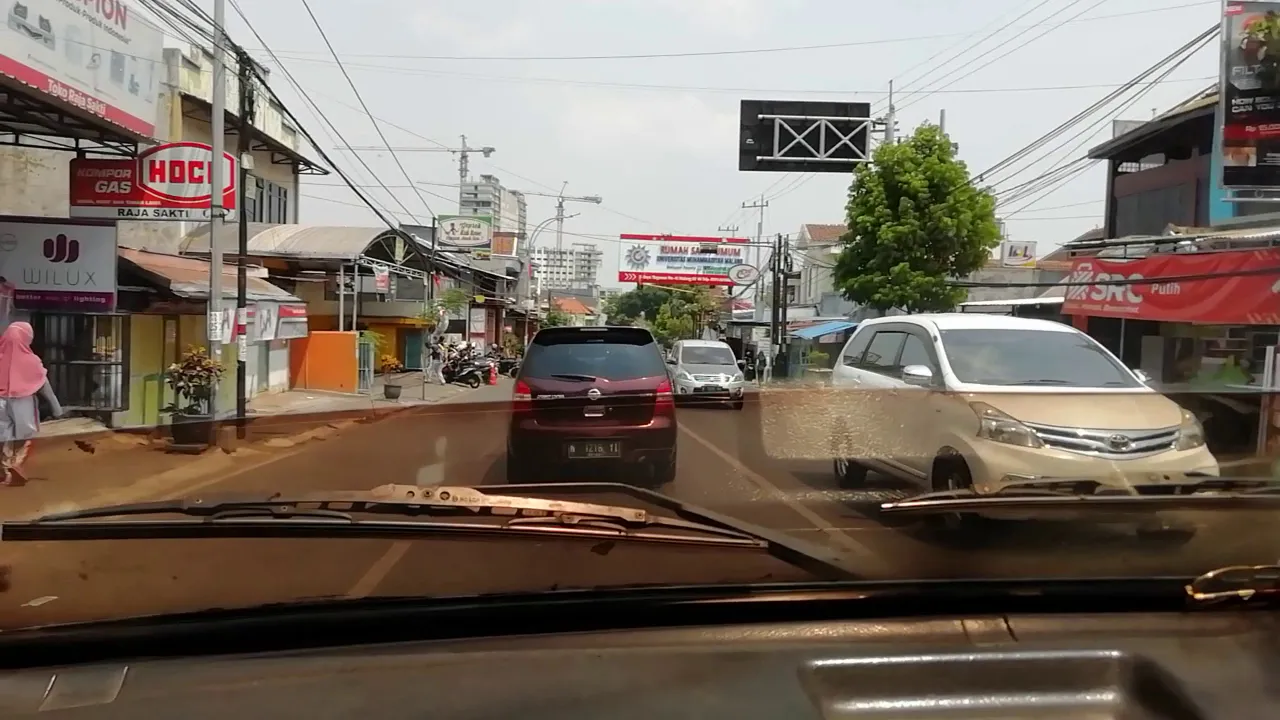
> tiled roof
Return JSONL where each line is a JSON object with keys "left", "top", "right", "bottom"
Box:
{"left": 553, "top": 297, "right": 592, "bottom": 315}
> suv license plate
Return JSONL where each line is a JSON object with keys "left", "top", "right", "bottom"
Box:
{"left": 698, "top": 385, "right": 724, "bottom": 393}
{"left": 566, "top": 441, "right": 621, "bottom": 459}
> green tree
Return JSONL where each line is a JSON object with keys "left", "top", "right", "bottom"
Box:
{"left": 833, "top": 123, "right": 1000, "bottom": 313}
{"left": 651, "top": 300, "right": 695, "bottom": 346}
{"left": 604, "top": 285, "right": 675, "bottom": 324}
{"left": 543, "top": 309, "right": 570, "bottom": 327}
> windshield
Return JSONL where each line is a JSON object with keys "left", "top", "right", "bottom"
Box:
{"left": 679, "top": 346, "right": 737, "bottom": 366}
{"left": 940, "top": 329, "right": 1140, "bottom": 388}
{"left": 2, "top": 4, "right": 1271, "bottom": 634}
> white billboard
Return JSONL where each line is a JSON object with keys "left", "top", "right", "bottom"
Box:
{"left": 1001, "top": 240, "right": 1037, "bottom": 268}
{"left": 616, "top": 233, "right": 751, "bottom": 285}
{"left": 0, "top": 0, "right": 164, "bottom": 138}
{"left": 438, "top": 214, "right": 493, "bottom": 250}
{"left": 0, "top": 219, "right": 117, "bottom": 311}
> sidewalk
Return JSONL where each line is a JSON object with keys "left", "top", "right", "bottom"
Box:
{"left": 2, "top": 376, "right": 495, "bottom": 521}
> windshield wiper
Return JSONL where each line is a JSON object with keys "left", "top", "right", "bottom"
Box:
{"left": 879, "top": 476, "right": 1280, "bottom": 516}
{"left": 1187, "top": 564, "right": 1280, "bottom": 605}
{"left": 548, "top": 373, "right": 599, "bottom": 382}
{"left": 2, "top": 484, "right": 861, "bottom": 580}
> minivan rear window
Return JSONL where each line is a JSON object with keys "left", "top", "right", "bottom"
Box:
{"left": 523, "top": 328, "right": 667, "bottom": 381}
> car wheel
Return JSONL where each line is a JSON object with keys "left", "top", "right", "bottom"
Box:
{"left": 730, "top": 398, "right": 744, "bottom": 410}
{"left": 833, "top": 456, "right": 868, "bottom": 487}
{"left": 505, "top": 454, "right": 530, "bottom": 484}
{"left": 927, "top": 454, "right": 997, "bottom": 543}
{"left": 651, "top": 452, "right": 677, "bottom": 487}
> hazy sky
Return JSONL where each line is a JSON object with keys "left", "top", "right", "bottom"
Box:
{"left": 186, "top": 0, "right": 1219, "bottom": 287}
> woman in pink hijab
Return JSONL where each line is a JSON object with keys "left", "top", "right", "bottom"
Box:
{"left": 0, "top": 322, "right": 61, "bottom": 486}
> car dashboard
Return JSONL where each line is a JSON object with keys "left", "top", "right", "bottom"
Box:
{"left": 0, "top": 609, "right": 1274, "bottom": 719}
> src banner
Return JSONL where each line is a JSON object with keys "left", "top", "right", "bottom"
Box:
{"left": 1062, "top": 249, "right": 1280, "bottom": 324}
{"left": 1221, "top": 2, "right": 1280, "bottom": 188}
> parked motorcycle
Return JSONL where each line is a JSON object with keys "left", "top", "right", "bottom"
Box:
{"left": 496, "top": 356, "right": 520, "bottom": 377}
{"left": 443, "top": 358, "right": 484, "bottom": 388}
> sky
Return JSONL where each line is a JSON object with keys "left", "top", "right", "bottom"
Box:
{"left": 178, "top": 0, "right": 1221, "bottom": 288}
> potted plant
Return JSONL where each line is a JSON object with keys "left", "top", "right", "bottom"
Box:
{"left": 380, "top": 354, "right": 406, "bottom": 399}
{"left": 163, "top": 345, "right": 225, "bottom": 446}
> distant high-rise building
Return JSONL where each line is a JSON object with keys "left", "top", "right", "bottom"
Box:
{"left": 531, "top": 243, "right": 602, "bottom": 297}
{"left": 459, "top": 174, "right": 528, "bottom": 245}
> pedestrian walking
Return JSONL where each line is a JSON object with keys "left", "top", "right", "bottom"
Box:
{"left": 0, "top": 322, "right": 61, "bottom": 486}
{"left": 429, "top": 343, "right": 445, "bottom": 385}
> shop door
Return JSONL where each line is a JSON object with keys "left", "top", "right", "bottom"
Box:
{"left": 257, "top": 341, "right": 270, "bottom": 393}
{"left": 357, "top": 336, "right": 375, "bottom": 393}
{"left": 403, "top": 330, "right": 424, "bottom": 370}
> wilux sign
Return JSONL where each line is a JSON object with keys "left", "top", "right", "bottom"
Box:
{"left": 69, "top": 142, "right": 238, "bottom": 221}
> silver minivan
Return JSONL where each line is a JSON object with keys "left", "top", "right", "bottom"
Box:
{"left": 666, "top": 339, "right": 747, "bottom": 409}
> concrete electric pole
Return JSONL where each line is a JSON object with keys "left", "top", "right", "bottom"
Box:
{"left": 741, "top": 196, "right": 768, "bottom": 321}
{"left": 234, "top": 50, "right": 256, "bottom": 437}
{"left": 207, "top": 0, "right": 227, "bottom": 425}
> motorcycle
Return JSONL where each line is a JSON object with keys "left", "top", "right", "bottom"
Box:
{"left": 495, "top": 356, "right": 521, "bottom": 377}
{"left": 443, "top": 357, "right": 485, "bottom": 388}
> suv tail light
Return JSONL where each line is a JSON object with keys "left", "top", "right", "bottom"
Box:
{"left": 513, "top": 380, "right": 533, "bottom": 414}
{"left": 654, "top": 379, "right": 675, "bottom": 414}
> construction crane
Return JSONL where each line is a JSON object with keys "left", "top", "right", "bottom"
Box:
{"left": 517, "top": 183, "right": 602, "bottom": 252}
{"left": 343, "top": 135, "right": 495, "bottom": 185}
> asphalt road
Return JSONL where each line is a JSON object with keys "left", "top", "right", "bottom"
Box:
{"left": 3, "top": 383, "right": 1280, "bottom": 628}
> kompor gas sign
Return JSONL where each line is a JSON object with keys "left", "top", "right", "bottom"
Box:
{"left": 69, "top": 142, "right": 237, "bottom": 221}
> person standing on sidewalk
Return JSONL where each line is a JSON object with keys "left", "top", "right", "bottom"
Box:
{"left": 428, "top": 342, "right": 445, "bottom": 385}
{"left": 0, "top": 322, "right": 61, "bottom": 486}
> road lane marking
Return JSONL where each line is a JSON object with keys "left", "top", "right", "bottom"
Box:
{"left": 346, "top": 541, "right": 412, "bottom": 598}
{"left": 678, "top": 423, "right": 881, "bottom": 563}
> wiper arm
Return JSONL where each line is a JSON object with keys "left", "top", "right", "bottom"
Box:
{"left": 15, "top": 484, "right": 754, "bottom": 540}
{"left": 880, "top": 476, "right": 1280, "bottom": 516}
{"left": 1187, "top": 564, "right": 1280, "bottom": 605}
{"left": 4, "top": 483, "right": 867, "bottom": 580}
{"left": 548, "top": 373, "right": 599, "bottom": 382}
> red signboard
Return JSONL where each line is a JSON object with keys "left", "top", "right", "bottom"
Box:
{"left": 617, "top": 271, "right": 734, "bottom": 285}
{"left": 1062, "top": 249, "right": 1280, "bottom": 324}
{"left": 69, "top": 142, "right": 237, "bottom": 221}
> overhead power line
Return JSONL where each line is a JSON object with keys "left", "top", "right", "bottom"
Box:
{"left": 252, "top": 2, "right": 1214, "bottom": 62}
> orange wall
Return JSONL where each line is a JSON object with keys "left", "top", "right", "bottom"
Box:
{"left": 290, "top": 331, "right": 358, "bottom": 392}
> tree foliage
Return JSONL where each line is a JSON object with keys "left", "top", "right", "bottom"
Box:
{"left": 604, "top": 285, "right": 676, "bottom": 324}
{"left": 833, "top": 123, "right": 1000, "bottom": 313}
{"left": 542, "top": 309, "right": 571, "bottom": 327}
{"left": 605, "top": 284, "right": 721, "bottom": 345}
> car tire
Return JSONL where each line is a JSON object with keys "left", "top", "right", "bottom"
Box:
{"left": 834, "top": 456, "right": 868, "bottom": 487}
{"left": 730, "top": 398, "right": 744, "bottom": 410}
{"left": 505, "top": 454, "right": 529, "bottom": 484}
{"left": 651, "top": 451, "right": 677, "bottom": 487}
{"left": 926, "top": 454, "right": 999, "bottom": 544}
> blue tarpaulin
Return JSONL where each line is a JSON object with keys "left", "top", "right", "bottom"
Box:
{"left": 789, "top": 320, "right": 857, "bottom": 340}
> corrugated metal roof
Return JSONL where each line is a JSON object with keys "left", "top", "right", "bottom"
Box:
{"left": 790, "top": 320, "right": 857, "bottom": 339}
{"left": 120, "top": 248, "right": 299, "bottom": 302}
{"left": 181, "top": 223, "right": 392, "bottom": 259}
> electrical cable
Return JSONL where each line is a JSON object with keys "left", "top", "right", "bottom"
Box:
{"left": 250, "top": 2, "right": 1215, "bottom": 62}
{"left": 980, "top": 26, "right": 1218, "bottom": 186}
{"left": 295, "top": 0, "right": 436, "bottom": 223}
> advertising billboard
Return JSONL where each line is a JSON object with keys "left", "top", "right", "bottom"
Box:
{"left": 616, "top": 234, "right": 751, "bottom": 285}
{"left": 1220, "top": 1, "right": 1280, "bottom": 188}
{"left": 1000, "top": 240, "right": 1037, "bottom": 268}
{"left": 68, "top": 142, "right": 238, "bottom": 221}
{"left": 438, "top": 214, "right": 493, "bottom": 257}
{"left": 0, "top": 0, "right": 164, "bottom": 138}
{"left": 0, "top": 219, "right": 117, "bottom": 311}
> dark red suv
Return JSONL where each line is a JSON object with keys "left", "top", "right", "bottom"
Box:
{"left": 506, "top": 326, "right": 677, "bottom": 486}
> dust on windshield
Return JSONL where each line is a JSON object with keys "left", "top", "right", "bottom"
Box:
{"left": 0, "top": 1, "right": 1274, "bottom": 631}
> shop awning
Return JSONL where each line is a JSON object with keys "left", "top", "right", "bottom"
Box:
{"left": 790, "top": 320, "right": 857, "bottom": 339}
{"left": 119, "top": 248, "right": 300, "bottom": 303}
{"left": 1062, "top": 248, "right": 1280, "bottom": 325}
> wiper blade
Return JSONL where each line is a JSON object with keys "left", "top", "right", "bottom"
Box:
{"left": 1187, "top": 564, "right": 1280, "bottom": 605}
{"left": 880, "top": 476, "right": 1280, "bottom": 516}
{"left": 548, "top": 373, "right": 599, "bottom": 382}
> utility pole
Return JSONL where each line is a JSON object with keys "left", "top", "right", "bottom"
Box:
{"left": 885, "top": 80, "right": 896, "bottom": 144}
{"left": 207, "top": 0, "right": 227, "bottom": 423}
{"left": 234, "top": 49, "right": 255, "bottom": 438}
{"left": 741, "top": 196, "right": 768, "bottom": 321}
{"left": 770, "top": 233, "right": 782, "bottom": 368}
{"left": 939, "top": 108, "right": 946, "bottom": 134}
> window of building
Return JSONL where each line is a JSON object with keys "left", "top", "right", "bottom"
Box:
{"left": 32, "top": 314, "right": 130, "bottom": 412}
{"left": 242, "top": 175, "right": 291, "bottom": 224}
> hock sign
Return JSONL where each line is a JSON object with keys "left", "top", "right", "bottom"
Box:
{"left": 68, "top": 142, "right": 238, "bottom": 221}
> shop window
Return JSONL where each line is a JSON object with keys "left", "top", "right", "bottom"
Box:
{"left": 31, "top": 314, "right": 130, "bottom": 412}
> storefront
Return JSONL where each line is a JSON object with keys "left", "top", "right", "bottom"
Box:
{"left": 1063, "top": 247, "right": 1280, "bottom": 455}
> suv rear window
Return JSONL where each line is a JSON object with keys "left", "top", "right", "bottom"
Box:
{"left": 523, "top": 328, "right": 667, "bottom": 381}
